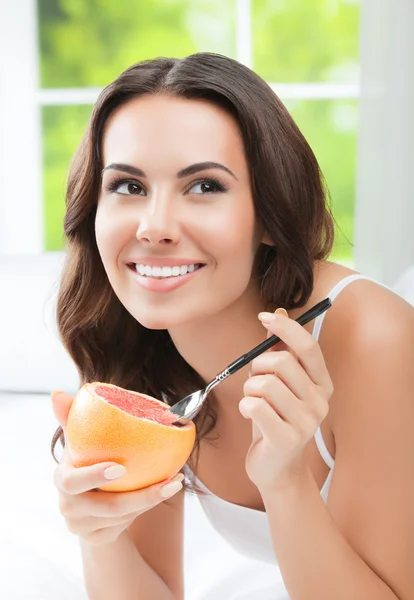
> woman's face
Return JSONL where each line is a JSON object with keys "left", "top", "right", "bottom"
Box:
{"left": 96, "top": 94, "right": 267, "bottom": 329}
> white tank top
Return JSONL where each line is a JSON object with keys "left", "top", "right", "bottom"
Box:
{"left": 184, "top": 274, "right": 370, "bottom": 570}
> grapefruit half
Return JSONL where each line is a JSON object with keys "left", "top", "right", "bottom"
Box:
{"left": 66, "top": 382, "right": 196, "bottom": 492}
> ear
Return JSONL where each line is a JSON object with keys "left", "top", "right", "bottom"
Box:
{"left": 261, "top": 230, "right": 275, "bottom": 246}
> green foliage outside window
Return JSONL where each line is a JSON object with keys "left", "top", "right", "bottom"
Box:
{"left": 252, "top": 0, "right": 359, "bottom": 83}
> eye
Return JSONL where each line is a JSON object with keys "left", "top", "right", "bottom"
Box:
{"left": 105, "top": 178, "right": 146, "bottom": 196}
{"left": 188, "top": 178, "right": 228, "bottom": 195}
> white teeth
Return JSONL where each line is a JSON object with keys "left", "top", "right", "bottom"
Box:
{"left": 134, "top": 263, "right": 202, "bottom": 278}
{"left": 161, "top": 266, "right": 172, "bottom": 277}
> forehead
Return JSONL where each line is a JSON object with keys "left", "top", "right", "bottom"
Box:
{"left": 101, "top": 94, "right": 247, "bottom": 170}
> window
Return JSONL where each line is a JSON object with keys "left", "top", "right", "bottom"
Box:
{"left": 2, "top": 0, "right": 360, "bottom": 261}
{"left": 38, "top": 0, "right": 237, "bottom": 251}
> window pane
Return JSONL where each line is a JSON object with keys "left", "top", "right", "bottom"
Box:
{"left": 283, "top": 98, "right": 358, "bottom": 262}
{"left": 43, "top": 105, "right": 92, "bottom": 250}
{"left": 37, "top": 0, "right": 236, "bottom": 88}
{"left": 252, "top": 0, "right": 360, "bottom": 83}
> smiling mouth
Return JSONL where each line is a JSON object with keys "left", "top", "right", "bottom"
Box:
{"left": 127, "top": 263, "right": 206, "bottom": 279}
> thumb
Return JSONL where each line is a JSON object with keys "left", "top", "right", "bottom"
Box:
{"left": 51, "top": 390, "right": 74, "bottom": 433}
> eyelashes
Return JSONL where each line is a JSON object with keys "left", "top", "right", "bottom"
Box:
{"left": 104, "top": 177, "right": 144, "bottom": 195}
{"left": 188, "top": 177, "right": 229, "bottom": 195}
{"left": 103, "top": 175, "right": 229, "bottom": 196}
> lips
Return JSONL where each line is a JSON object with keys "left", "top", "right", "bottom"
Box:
{"left": 127, "top": 262, "right": 205, "bottom": 293}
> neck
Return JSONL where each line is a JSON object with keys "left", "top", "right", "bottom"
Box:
{"left": 168, "top": 284, "right": 269, "bottom": 412}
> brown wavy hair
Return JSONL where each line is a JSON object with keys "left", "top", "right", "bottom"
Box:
{"left": 50, "top": 52, "right": 334, "bottom": 493}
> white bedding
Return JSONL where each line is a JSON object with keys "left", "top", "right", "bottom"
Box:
{"left": 0, "top": 392, "right": 284, "bottom": 599}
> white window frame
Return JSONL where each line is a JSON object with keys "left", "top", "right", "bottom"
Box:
{"left": 0, "top": 0, "right": 43, "bottom": 255}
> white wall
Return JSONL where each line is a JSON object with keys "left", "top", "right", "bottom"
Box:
{"left": 354, "top": 0, "right": 414, "bottom": 286}
{"left": 0, "top": 0, "right": 44, "bottom": 254}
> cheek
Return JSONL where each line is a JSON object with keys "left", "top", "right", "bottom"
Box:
{"left": 94, "top": 215, "right": 126, "bottom": 301}
{"left": 95, "top": 211, "right": 111, "bottom": 265}
{"left": 211, "top": 207, "right": 257, "bottom": 264}
{"left": 95, "top": 205, "right": 126, "bottom": 267}
{"left": 195, "top": 207, "right": 259, "bottom": 298}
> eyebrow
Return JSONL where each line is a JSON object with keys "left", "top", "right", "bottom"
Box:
{"left": 101, "top": 161, "right": 238, "bottom": 181}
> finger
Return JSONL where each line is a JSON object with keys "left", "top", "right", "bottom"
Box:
{"left": 243, "top": 374, "right": 303, "bottom": 423}
{"left": 259, "top": 310, "right": 328, "bottom": 386}
{"left": 249, "top": 351, "right": 312, "bottom": 401}
{"left": 67, "top": 510, "right": 141, "bottom": 535}
{"left": 263, "top": 308, "right": 298, "bottom": 361}
{"left": 248, "top": 308, "right": 290, "bottom": 378}
{"left": 239, "top": 396, "right": 285, "bottom": 440}
{"left": 51, "top": 390, "right": 74, "bottom": 435}
{"left": 54, "top": 461, "right": 128, "bottom": 496}
{"left": 81, "top": 475, "right": 185, "bottom": 518}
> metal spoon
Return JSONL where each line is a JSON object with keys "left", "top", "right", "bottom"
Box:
{"left": 168, "top": 297, "right": 332, "bottom": 425}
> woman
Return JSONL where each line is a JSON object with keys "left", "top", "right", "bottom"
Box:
{"left": 51, "top": 52, "right": 414, "bottom": 600}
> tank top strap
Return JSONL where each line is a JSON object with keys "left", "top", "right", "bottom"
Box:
{"left": 312, "top": 273, "right": 370, "bottom": 342}
{"left": 312, "top": 273, "right": 370, "bottom": 469}
{"left": 314, "top": 426, "right": 335, "bottom": 469}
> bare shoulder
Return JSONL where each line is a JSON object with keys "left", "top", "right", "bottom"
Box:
{"left": 315, "top": 258, "right": 414, "bottom": 439}
{"left": 314, "top": 261, "right": 414, "bottom": 597}
{"left": 315, "top": 260, "right": 414, "bottom": 368}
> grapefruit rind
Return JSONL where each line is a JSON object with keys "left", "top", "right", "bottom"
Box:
{"left": 66, "top": 382, "right": 196, "bottom": 492}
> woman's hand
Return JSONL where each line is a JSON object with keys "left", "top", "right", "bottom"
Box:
{"left": 52, "top": 391, "right": 184, "bottom": 547}
{"left": 239, "top": 308, "right": 334, "bottom": 493}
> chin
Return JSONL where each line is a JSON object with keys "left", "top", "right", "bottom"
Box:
{"left": 134, "top": 312, "right": 188, "bottom": 331}
{"left": 140, "top": 320, "right": 170, "bottom": 331}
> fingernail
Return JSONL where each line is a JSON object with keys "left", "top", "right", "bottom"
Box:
{"left": 258, "top": 308, "right": 289, "bottom": 324}
{"left": 166, "top": 473, "right": 185, "bottom": 484}
{"left": 258, "top": 312, "right": 274, "bottom": 324}
{"left": 161, "top": 480, "right": 183, "bottom": 498}
{"left": 104, "top": 465, "right": 127, "bottom": 480}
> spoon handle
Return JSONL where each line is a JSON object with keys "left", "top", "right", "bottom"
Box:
{"left": 223, "top": 297, "right": 332, "bottom": 377}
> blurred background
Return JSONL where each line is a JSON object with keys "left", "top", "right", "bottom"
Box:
{"left": 38, "top": 0, "right": 359, "bottom": 261}
{"left": 0, "top": 1, "right": 413, "bottom": 598}
{"left": 1, "top": 0, "right": 413, "bottom": 280}
{"left": 3, "top": 0, "right": 362, "bottom": 263}
{"left": 1, "top": 0, "right": 413, "bottom": 283}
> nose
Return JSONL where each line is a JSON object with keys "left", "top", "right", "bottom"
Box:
{"left": 135, "top": 195, "right": 180, "bottom": 246}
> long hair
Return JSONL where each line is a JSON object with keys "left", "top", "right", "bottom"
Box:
{"left": 51, "top": 52, "right": 334, "bottom": 493}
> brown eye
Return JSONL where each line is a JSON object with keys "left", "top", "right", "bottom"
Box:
{"left": 117, "top": 182, "right": 144, "bottom": 195}
{"left": 200, "top": 182, "right": 215, "bottom": 193}
{"left": 105, "top": 178, "right": 146, "bottom": 195}
{"left": 188, "top": 179, "right": 227, "bottom": 194}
